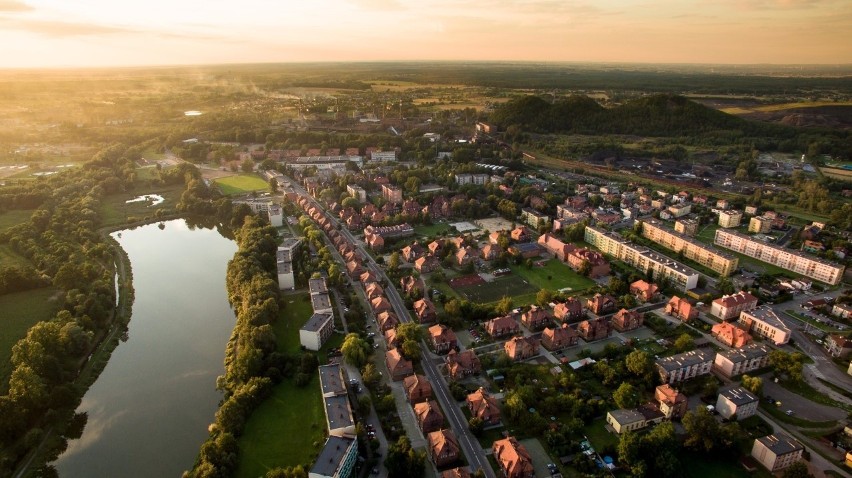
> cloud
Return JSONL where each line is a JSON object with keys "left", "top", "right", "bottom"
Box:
{"left": 0, "top": 0, "right": 31, "bottom": 12}
{"left": 0, "top": 16, "right": 228, "bottom": 41}
{"left": 726, "top": 0, "right": 836, "bottom": 10}
{"left": 347, "top": 0, "right": 402, "bottom": 10}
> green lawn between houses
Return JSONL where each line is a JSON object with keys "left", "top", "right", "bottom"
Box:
{"left": 0, "top": 288, "right": 61, "bottom": 388}
{"left": 213, "top": 174, "right": 271, "bottom": 195}
{"left": 509, "top": 259, "right": 596, "bottom": 293}
{"left": 235, "top": 291, "right": 342, "bottom": 478}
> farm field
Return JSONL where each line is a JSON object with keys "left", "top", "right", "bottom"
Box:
{"left": 0, "top": 287, "right": 61, "bottom": 387}
{"left": 213, "top": 174, "right": 270, "bottom": 195}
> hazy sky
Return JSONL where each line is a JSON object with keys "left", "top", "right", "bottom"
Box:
{"left": 0, "top": 0, "right": 850, "bottom": 67}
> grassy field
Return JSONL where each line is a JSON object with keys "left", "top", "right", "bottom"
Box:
{"left": 236, "top": 290, "right": 327, "bottom": 477}
{"left": 0, "top": 244, "right": 30, "bottom": 267}
{"left": 414, "top": 223, "right": 451, "bottom": 238}
{"left": 0, "top": 209, "right": 33, "bottom": 233}
{"left": 458, "top": 275, "right": 537, "bottom": 303}
{"left": 510, "top": 259, "right": 596, "bottom": 292}
{"left": 682, "top": 451, "right": 772, "bottom": 478}
{"left": 0, "top": 287, "right": 61, "bottom": 387}
{"left": 581, "top": 417, "right": 618, "bottom": 451}
{"left": 98, "top": 184, "right": 184, "bottom": 228}
{"left": 213, "top": 174, "right": 270, "bottom": 195}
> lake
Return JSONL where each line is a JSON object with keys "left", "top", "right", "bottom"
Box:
{"left": 54, "top": 219, "right": 237, "bottom": 477}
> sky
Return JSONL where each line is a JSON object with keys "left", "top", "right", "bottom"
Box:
{"left": 0, "top": 0, "right": 850, "bottom": 68}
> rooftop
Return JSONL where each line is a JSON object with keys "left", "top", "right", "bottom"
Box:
{"left": 309, "top": 277, "right": 329, "bottom": 294}
{"left": 716, "top": 343, "right": 771, "bottom": 363}
{"left": 656, "top": 349, "right": 713, "bottom": 372}
{"left": 716, "top": 229, "right": 844, "bottom": 269}
{"left": 642, "top": 219, "right": 736, "bottom": 259}
{"left": 741, "top": 307, "right": 790, "bottom": 332}
{"left": 309, "top": 436, "right": 356, "bottom": 478}
{"left": 324, "top": 395, "right": 353, "bottom": 431}
{"left": 720, "top": 387, "right": 758, "bottom": 406}
{"left": 756, "top": 434, "right": 804, "bottom": 455}
{"left": 608, "top": 408, "right": 646, "bottom": 424}
{"left": 318, "top": 363, "right": 346, "bottom": 397}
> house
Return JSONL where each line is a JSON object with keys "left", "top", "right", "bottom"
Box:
{"left": 467, "top": 388, "right": 501, "bottom": 426}
{"left": 504, "top": 336, "right": 540, "bottom": 361}
{"left": 751, "top": 434, "right": 804, "bottom": 472}
{"left": 402, "top": 374, "right": 432, "bottom": 404}
{"left": 493, "top": 437, "right": 535, "bottom": 478}
{"left": 587, "top": 293, "right": 616, "bottom": 315}
{"left": 655, "top": 384, "right": 687, "bottom": 419}
{"left": 716, "top": 387, "right": 758, "bottom": 420}
{"left": 384, "top": 328, "right": 400, "bottom": 349}
{"left": 427, "top": 429, "right": 461, "bottom": 467}
{"left": 400, "top": 275, "right": 426, "bottom": 297}
{"left": 611, "top": 309, "right": 643, "bottom": 332}
{"left": 402, "top": 242, "right": 425, "bottom": 262}
{"left": 377, "top": 311, "right": 399, "bottom": 332}
{"left": 413, "top": 400, "right": 445, "bottom": 433}
{"left": 485, "top": 315, "right": 520, "bottom": 338}
{"left": 665, "top": 296, "right": 697, "bottom": 321}
{"left": 826, "top": 334, "right": 852, "bottom": 359}
{"left": 441, "top": 467, "right": 472, "bottom": 478}
{"left": 738, "top": 307, "right": 791, "bottom": 345}
{"left": 427, "top": 325, "right": 457, "bottom": 355}
{"left": 711, "top": 322, "right": 752, "bottom": 348}
{"left": 480, "top": 243, "right": 502, "bottom": 261}
{"left": 413, "top": 298, "right": 437, "bottom": 324}
{"left": 370, "top": 296, "right": 393, "bottom": 315}
{"left": 541, "top": 324, "right": 579, "bottom": 351}
{"left": 446, "top": 349, "right": 482, "bottom": 380}
{"left": 713, "top": 343, "right": 772, "bottom": 378}
{"left": 629, "top": 280, "right": 659, "bottom": 303}
{"left": 510, "top": 226, "right": 532, "bottom": 243}
{"left": 508, "top": 242, "right": 543, "bottom": 259}
{"left": 489, "top": 231, "right": 506, "bottom": 245}
{"left": 365, "top": 282, "right": 384, "bottom": 301}
{"left": 456, "top": 246, "right": 477, "bottom": 266}
{"left": 656, "top": 349, "right": 714, "bottom": 384}
{"left": 832, "top": 303, "right": 852, "bottom": 320}
{"left": 565, "top": 248, "right": 610, "bottom": 278}
{"left": 577, "top": 318, "right": 611, "bottom": 341}
{"left": 553, "top": 298, "right": 585, "bottom": 323}
{"left": 521, "top": 305, "right": 551, "bottom": 330}
{"left": 428, "top": 239, "right": 444, "bottom": 255}
{"left": 606, "top": 409, "right": 649, "bottom": 434}
{"left": 710, "top": 291, "right": 759, "bottom": 320}
{"left": 414, "top": 256, "right": 440, "bottom": 274}
{"left": 385, "top": 349, "right": 413, "bottom": 381}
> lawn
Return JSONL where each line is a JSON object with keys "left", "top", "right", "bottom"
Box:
{"left": 0, "top": 209, "right": 33, "bottom": 233}
{"left": 213, "top": 174, "right": 270, "bottom": 195}
{"left": 0, "top": 244, "right": 30, "bottom": 267}
{"left": 0, "top": 287, "right": 61, "bottom": 387}
{"left": 509, "top": 259, "right": 596, "bottom": 292}
{"left": 681, "top": 451, "right": 772, "bottom": 478}
{"left": 98, "top": 184, "right": 184, "bottom": 228}
{"left": 457, "top": 275, "right": 537, "bottom": 303}
{"left": 414, "top": 223, "right": 451, "bottom": 238}
{"left": 581, "top": 417, "right": 618, "bottom": 452}
{"left": 236, "top": 290, "right": 329, "bottom": 478}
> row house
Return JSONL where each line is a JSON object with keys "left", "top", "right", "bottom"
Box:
{"left": 541, "top": 324, "right": 579, "bottom": 351}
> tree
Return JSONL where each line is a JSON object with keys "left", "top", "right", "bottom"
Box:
{"left": 385, "top": 436, "right": 425, "bottom": 478}
{"left": 673, "top": 333, "right": 695, "bottom": 353}
{"left": 781, "top": 462, "right": 813, "bottom": 478}
{"left": 741, "top": 374, "right": 763, "bottom": 395}
{"left": 468, "top": 417, "right": 484, "bottom": 436}
{"left": 716, "top": 277, "right": 735, "bottom": 295}
{"left": 536, "top": 289, "right": 554, "bottom": 306}
{"left": 620, "top": 294, "right": 637, "bottom": 309}
{"left": 578, "top": 259, "right": 591, "bottom": 277}
{"left": 625, "top": 350, "right": 653, "bottom": 378}
{"left": 241, "top": 158, "right": 255, "bottom": 173}
{"left": 617, "top": 430, "right": 642, "bottom": 468}
{"left": 341, "top": 333, "right": 370, "bottom": 368}
{"left": 682, "top": 407, "right": 720, "bottom": 452}
{"left": 495, "top": 296, "right": 513, "bottom": 316}
{"left": 388, "top": 252, "right": 401, "bottom": 273}
{"left": 613, "top": 382, "right": 638, "bottom": 409}
{"left": 769, "top": 350, "right": 804, "bottom": 382}
{"left": 361, "top": 363, "right": 379, "bottom": 385}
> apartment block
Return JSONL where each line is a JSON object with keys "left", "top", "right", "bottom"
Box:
{"left": 751, "top": 434, "right": 804, "bottom": 472}
{"left": 748, "top": 216, "right": 772, "bottom": 234}
{"left": 309, "top": 436, "right": 357, "bottom": 478}
{"left": 521, "top": 207, "right": 550, "bottom": 229}
{"left": 346, "top": 184, "right": 367, "bottom": 203}
{"left": 710, "top": 291, "right": 759, "bottom": 320}
{"left": 656, "top": 349, "right": 714, "bottom": 384}
{"left": 715, "top": 229, "right": 845, "bottom": 285}
{"left": 639, "top": 219, "right": 738, "bottom": 276}
{"left": 738, "top": 307, "right": 791, "bottom": 345}
{"left": 716, "top": 387, "right": 759, "bottom": 420}
{"left": 276, "top": 238, "right": 302, "bottom": 290}
{"left": 718, "top": 210, "right": 743, "bottom": 228}
{"left": 381, "top": 184, "right": 403, "bottom": 204}
{"left": 674, "top": 218, "right": 698, "bottom": 236}
{"left": 713, "top": 343, "right": 772, "bottom": 378}
{"left": 585, "top": 226, "right": 700, "bottom": 290}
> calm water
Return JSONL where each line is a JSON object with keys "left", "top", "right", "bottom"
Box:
{"left": 54, "top": 219, "right": 237, "bottom": 477}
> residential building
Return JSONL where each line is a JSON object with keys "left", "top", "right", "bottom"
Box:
{"left": 309, "top": 436, "right": 357, "bottom": 478}
{"left": 656, "top": 349, "right": 714, "bottom": 384}
{"left": 429, "top": 324, "right": 458, "bottom": 354}
{"left": 485, "top": 315, "right": 520, "bottom": 338}
{"left": 587, "top": 293, "right": 616, "bottom": 315}
{"left": 365, "top": 282, "right": 384, "bottom": 301}
{"left": 738, "top": 307, "right": 791, "bottom": 345}
{"left": 666, "top": 203, "right": 692, "bottom": 218}
{"left": 400, "top": 275, "right": 426, "bottom": 297}
{"left": 467, "top": 388, "right": 501, "bottom": 425}
{"left": 611, "top": 309, "right": 644, "bottom": 332}
{"left": 744, "top": 205, "right": 758, "bottom": 216}
{"left": 553, "top": 298, "right": 584, "bottom": 323}
{"left": 414, "top": 400, "right": 444, "bottom": 434}
{"left": 638, "top": 219, "right": 738, "bottom": 277}
{"left": 665, "top": 296, "right": 697, "bottom": 321}
{"left": 508, "top": 242, "right": 543, "bottom": 258}
{"left": 364, "top": 224, "right": 415, "bottom": 240}
{"left": 826, "top": 335, "right": 852, "bottom": 359}
{"left": 346, "top": 184, "right": 367, "bottom": 203}
{"left": 371, "top": 150, "right": 397, "bottom": 162}
{"left": 381, "top": 184, "right": 403, "bottom": 204}
{"left": 402, "top": 374, "right": 432, "bottom": 404}
{"left": 749, "top": 216, "right": 772, "bottom": 234}
{"left": 276, "top": 238, "right": 302, "bottom": 290}
{"left": 716, "top": 387, "right": 758, "bottom": 420}
{"left": 427, "top": 429, "right": 461, "bottom": 467}
{"left": 718, "top": 210, "right": 743, "bottom": 228}
{"left": 585, "top": 226, "right": 700, "bottom": 290}
{"left": 711, "top": 322, "right": 752, "bottom": 348}
{"left": 606, "top": 409, "right": 649, "bottom": 434}
{"left": 630, "top": 280, "right": 658, "bottom": 303}
{"left": 565, "top": 247, "right": 610, "bottom": 278}
{"left": 715, "top": 229, "right": 845, "bottom": 285}
{"left": 384, "top": 328, "right": 400, "bottom": 349}
{"left": 268, "top": 204, "right": 284, "bottom": 227}
{"left": 370, "top": 296, "right": 392, "bottom": 315}
{"left": 414, "top": 256, "right": 439, "bottom": 274}
{"left": 521, "top": 207, "right": 550, "bottom": 229}
{"left": 674, "top": 219, "right": 698, "bottom": 236}
{"left": 521, "top": 305, "right": 551, "bottom": 330}
{"left": 324, "top": 394, "right": 355, "bottom": 438}
{"left": 577, "top": 318, "right": 611, "bottom": 341}
{"left": 385, "top": 349, "right": 413, "bottom": 381}
{"left": 713, "top": 343, "right": 772, "bottom": 378}
{"left": 441, "top": 467, "right": 472, "bottom": 478}
{"left": 832, "top": 303, "right": 852, "bottom": 320}
{"left": 402, "top": 242, "right": 425, "bottom": 262}
{"left": 505, "top": 336, "right": 540, "bottom": 361}
{"left": 456, "top": 246, "right": 476, "bottom": 266}
{"left": 377, "top": 311, "right": 399, "bottom": 332}
{"left": 445, "top": 349, "right": 481, "bottom": 380}
{"left": 541, "top": 324, "right": 579, "bottom": 351}
{"left": 413, "top": 298, "right": 437, "bottom": 324}
{"left": 480, "top": 243, "right": 502, "bottom": 261}
{"left": 710, "top": 291, "right": 759, "bottom": 320}
{"left": 751, "top": 434, "right": 804, "bottom": 472}
{"left": 300, "top": 313, "right": 334, "bottom": 351}
{"left": 454, "top": 173, "right": 489, "bottom": 185}
{"left": 655, "top": 384, "right": 687, "bottom": 419}
{"left": 510, "top": 226, "right": 532, "bottom": 242}
{"left": 309, "top": 277, "right": 334, "bottom": 315}
{"left": 493, "top": 437, "right": 535, "bottom": 478}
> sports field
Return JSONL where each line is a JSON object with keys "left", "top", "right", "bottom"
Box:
{"left": 213, "top": 174, "right": 270, "bottom": 195}
{"left": 457, "top": 274, "right": 537, "bottom": 303}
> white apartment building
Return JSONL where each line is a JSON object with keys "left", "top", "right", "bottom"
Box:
{"left": 738, "top": 307, "right": 791, "bottom": 345}
{"left": 713, "top": 343, "right": 771, "bottom": 378}
{"left": 710, "top": 291, "right": 759, "bottom": 320}
{"left": 718, "top": 210, "right": 743, "bottom": 228}
{"left": 640, "top": 219, "right": 738, "bottom": 276}
{"left": 716, "top": 387, "right": 759, "bottom": 420}
{"left": 656, "top": 349, "right": 714, "bottom": 384}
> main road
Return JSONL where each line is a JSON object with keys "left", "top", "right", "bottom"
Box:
{"left": 285, "top": 176, "right": 496, "bottom": 478}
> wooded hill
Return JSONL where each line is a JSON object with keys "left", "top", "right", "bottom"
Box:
{"left": 488, "top": 94, "right": 791, "bottom": 137}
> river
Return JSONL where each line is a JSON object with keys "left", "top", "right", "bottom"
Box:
{"left": 54, "top": 219, "right": 237, "bottom": 477}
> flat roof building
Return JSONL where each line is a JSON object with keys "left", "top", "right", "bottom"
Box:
{"left": 738, "top": 307, "right": 791, "bottom": 345}
{"left": 309, "top": 436, "right": 357, "bottom": 478}
{"left": 656, "top": 349, "right": 714, "bottom": 384}
{"left": 639, "top": 219, "right": 738, "bottom": 276}
{"left": 751, "top": 434, "right": 804, "bottom": 472}
{"left": 301, "top": 313, "right": 334, "bottom": 351}
{"left": 716, "top": 387, "right": 759, "bottom": 420}
{"left": 713, "top": 343, "right": 772, "bottom": 378}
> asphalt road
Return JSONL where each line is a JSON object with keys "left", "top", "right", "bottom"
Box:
{"left": 287, "top": 177, "right": 495, "bottom": 478}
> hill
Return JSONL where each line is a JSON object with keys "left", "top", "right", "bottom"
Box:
{"left": 489, "top": 94, "right": 789, "bottom": 137}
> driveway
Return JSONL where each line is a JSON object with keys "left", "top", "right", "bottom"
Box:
{"left": 519, "top": 438, "right": 558, "bottom": 478}
{"left": 760, "top": 376, "right": 848, "bottom": 422}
